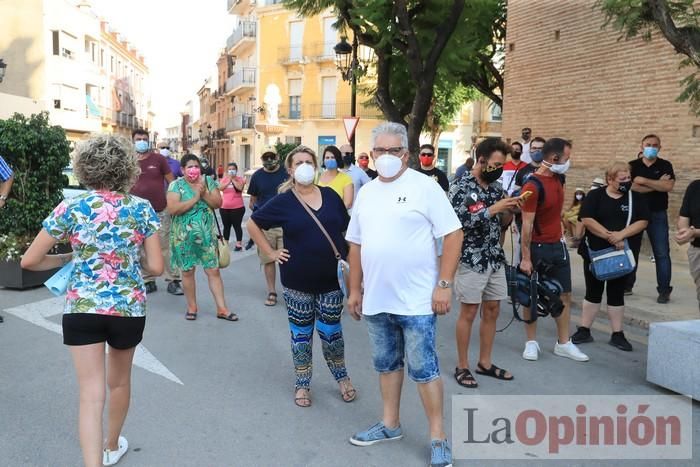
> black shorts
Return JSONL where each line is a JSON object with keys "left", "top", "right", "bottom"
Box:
{"left": 530, "top": 241, "right": 572, "bottom": 293}
{"left": 62, "top": 314, "right": 145, "bottom": 349}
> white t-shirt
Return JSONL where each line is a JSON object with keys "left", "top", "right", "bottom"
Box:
{"left": 520, "top": 140, "right": 532, "bottom": 164}
{"left": 346, "top": 168, "right": 462, "bottom": 316}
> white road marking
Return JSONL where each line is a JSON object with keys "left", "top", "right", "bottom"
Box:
{"left": 4, "top": 297, "right": 184, "bottom": 385}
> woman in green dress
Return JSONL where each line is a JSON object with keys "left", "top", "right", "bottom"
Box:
{"left": 166, "top": 154, "right": 237, "bottom": 321}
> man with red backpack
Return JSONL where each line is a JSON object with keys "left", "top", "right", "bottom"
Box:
{"left": 519, "top": 137, "right": 589, "bottom": 363}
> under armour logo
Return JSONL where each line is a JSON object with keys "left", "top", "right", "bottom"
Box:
{"left": 397, "top": 196, "right": 407, "bottom": 203}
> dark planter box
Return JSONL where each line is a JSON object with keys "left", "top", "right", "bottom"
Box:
{"left": 0, "top": 260, "right": 60, "bottom": 290}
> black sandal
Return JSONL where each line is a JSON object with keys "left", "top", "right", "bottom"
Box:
{"left": 217, "top": 312, "right": 239, "bottom": 322}
{"left": 185, "top": 311, "right": 197, "bottom": 321}
{"left": 294, "top": 388, "right": 311, "bottom": 408}
{"left": 475, "top": 363, "right": 514, "bottom": 381}
{"left": 454, "top": 367, "right": 478, "bottom": 388}
{"left": 264, "top": 292, "right": 278, "bottom": 306}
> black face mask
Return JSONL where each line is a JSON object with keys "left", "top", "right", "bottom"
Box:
{"left": 482, "top": 166, "right": 503, "bottom": 184}
{"left": 617, "top": 181, "right": 632, "bottom": 194}
{"left": 512, "top": 151, "right": 522, "bottom": 160}
{"left": 343, "top": 153, "right": 355, "bottom": 166}
{"left": 262, "top": 159, "right": 278, "bottom": 170}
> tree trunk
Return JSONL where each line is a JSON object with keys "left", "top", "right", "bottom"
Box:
{"left": 430, "top": 129, "right": 442, "bottom": 149}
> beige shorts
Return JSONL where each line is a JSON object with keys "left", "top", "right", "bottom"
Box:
{"left": 258, "top": 227, "right": 284, "bottom": 264}
{"left": 455, "top": 264, "right": 508, "bottom": 304}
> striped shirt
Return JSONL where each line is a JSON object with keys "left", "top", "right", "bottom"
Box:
{"left": 0, "top": 156, "right": 13, "bottom": 182}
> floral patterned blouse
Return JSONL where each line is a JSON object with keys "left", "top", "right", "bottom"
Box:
{"left": 42, "top": 191, "right": 160, "bottom": 317}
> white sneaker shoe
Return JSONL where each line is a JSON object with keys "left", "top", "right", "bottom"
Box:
{"left": 103, "top": 436, "right": 128, "bottom": 466}
{"left": 554, "top": 340, "right": 590, "bottom": 362}
{"left": 522, "top": 340, "right": 540, "bottom": 361}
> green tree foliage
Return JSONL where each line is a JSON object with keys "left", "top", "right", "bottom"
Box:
{"left": 426, "top": 80, "right": 480, "bottom": 148}
{"left": 599, "top": 0, "right": 700, "bottom": 114}
{"left": 284, "top": 0, "right": 504, "bottom": 159}
{"left": 274, "top": 141, "right": 299, "bottom": 161}
{"left": 0, "top": 112, "right": 71, "bottom": 240}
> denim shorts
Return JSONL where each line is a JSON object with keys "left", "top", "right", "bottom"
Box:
{"left": 365, "top": 313, "right": 440, "bottom": 383}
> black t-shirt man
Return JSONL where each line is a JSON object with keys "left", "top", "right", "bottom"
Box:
{"left": 680, "top": 180, "right": 700, "bottom": 248}
{"left": 628, "top": 157, "right": 675, "bottom": 212}
{"left": 247, "top": 165, "right": 289, "bottom": 211}
{"left": 577, "top": 188, "right": 650, "bottom": 255}
{"left": 418, "top": 167, "right": 449, "bottom": 192}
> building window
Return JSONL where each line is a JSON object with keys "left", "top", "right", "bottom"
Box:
{"left": 289, "top": 96, "right": 301, "bottom": 119}
{"left": 100, "top": 49, "right": 104, "bottom": 67}
{"left": 489, "top": 102, "right": 502, "bottom": 121}
{"left": 54, "top": 99, "right": 61, "bottom": 109}
{"left": 110, "top": 56, "right": 114, "bottom": 73}
{"left": 52, "top": 31, "right": 59, "bottom": 55}
{"left": 285, "top": 136, "right": 302, "bottom": 145}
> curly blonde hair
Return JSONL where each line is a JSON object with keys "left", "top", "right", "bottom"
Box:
{"left": 73, "top": 134, "right": 140, "bottom": 192}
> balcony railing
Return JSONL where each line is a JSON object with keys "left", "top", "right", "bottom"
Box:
{"left": 307, "top": 102, "right": 383, "bottom": 119}
{"left": 111, "top": 111, "right": 144, "bottom": 129}
{"left": 226, "top": 114, "right": 255, "bottom": 132}
{"left": 278, "top": 46, "right": 306, "bottom": 65}
{"left": 308, "top": 42, "right": 336, "bottom": 62}
{"left": 226, "top": 21, "right": 256, "bottom": 51}
{"left": 225, "top": 67, "right": 256, "bottom": 94}
{"left": 278, "top": 104, "right": 303, "bottom": 120}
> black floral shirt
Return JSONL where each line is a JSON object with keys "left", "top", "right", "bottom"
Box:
{"left": 448, "top": 173, "right": 506, "bottom": 273}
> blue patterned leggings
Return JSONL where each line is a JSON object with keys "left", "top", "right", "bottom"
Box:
{"left": 282, "top": 287, "right": 348, "bottom": 390}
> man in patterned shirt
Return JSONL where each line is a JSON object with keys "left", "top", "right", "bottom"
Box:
{"left": 0, "top": 154, "right": 14, "bottom": 323}
{"left": 448, "top": 138, "right": 520, "bottom": 388}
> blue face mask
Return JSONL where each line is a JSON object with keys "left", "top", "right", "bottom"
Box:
{"left": 642, "top": 146, "right": 659, "bottom": 159}
{"left": 531, "top": 150, "right": 543, "bottom": 163}
{"left": 134, "top": 140, "right": 150, "bottom": 153}
{"left": 324, "top": 159, "right": 338, "bottom": 170}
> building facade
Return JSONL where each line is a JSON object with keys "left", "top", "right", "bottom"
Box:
{"left": 226, "top": 0, "right": 382, "bottom": 170}
{"left": 0, "top": 0, "right": 152, "bottom": 141}
{"left": 501, "top": 0, "right": 699, "bottom": 217}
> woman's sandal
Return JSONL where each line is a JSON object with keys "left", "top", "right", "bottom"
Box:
{"left": 294, "top": 388, "right": 311, "bottom": 408}
{"left": 216, "top": 311, "right": 239, "bottom": 322}
{"left": 264, "top": 292, "right": 278, "bottom": 307}
{"left": 339, "top": 379, "right": 357, "bottom": 403}
{"left": 454, "top": 367, "right": 478, "bottom": 388}
{"left": 185, "top": 310, "right": 198, "bottom": 321}
{"left": 475, "top": 362, "right": 514, "bottom": 381}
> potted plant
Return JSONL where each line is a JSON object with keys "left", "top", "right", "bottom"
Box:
{"left": 0, "top": 112, "right": 71, "bottom": 289}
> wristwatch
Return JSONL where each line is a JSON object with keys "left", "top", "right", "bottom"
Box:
{"left": 437, "top": 279, "right": 452, "bottom": 289}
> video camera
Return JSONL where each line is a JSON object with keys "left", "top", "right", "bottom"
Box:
{"left": 506, "top": 262, "right": 564, "bottom": 323}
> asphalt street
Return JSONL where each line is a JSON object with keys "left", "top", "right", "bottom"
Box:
{"left": 1, "top": 248, "right": 699, "bottom": 467}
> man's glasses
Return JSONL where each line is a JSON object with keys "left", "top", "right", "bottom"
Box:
{"left": 373, "top": 147, "right": 404, "bottom": 156}
{"left": 420, "top": 153, "right": 434, "bottom": 157}
{"left": 358, "top": 156, "right": 369, "bottom": 160}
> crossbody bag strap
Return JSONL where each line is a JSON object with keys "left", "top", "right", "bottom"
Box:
{"left": 291, "top": 188, "right": 341, "bottom": 260}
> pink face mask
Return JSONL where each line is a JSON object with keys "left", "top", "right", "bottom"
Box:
{"left": 185, "top": 166, "right": 201, "bottom": 181}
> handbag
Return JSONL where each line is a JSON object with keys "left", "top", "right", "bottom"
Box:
{"left": 586, "top": 190, "right": 636, "bottom": 281}
{"left": 291, "top": 189, "right": 350, "bottom": 296}
{"left": 212, "top": 209, "right": 231, "bottom": 269}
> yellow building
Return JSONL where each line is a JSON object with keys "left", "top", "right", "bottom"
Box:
{"left": 226, "top": 0, "right": 382, "bottom": 170}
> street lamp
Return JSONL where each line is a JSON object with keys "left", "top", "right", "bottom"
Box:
{"left": 334, "top": 35, "right": 374, "bottom": 153}
{"left": 0, "top": 59, "right": 7, "bottom": 83}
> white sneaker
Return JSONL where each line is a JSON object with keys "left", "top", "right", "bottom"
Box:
{"left": 103, "top": 436, "right": 128, "bottom": 466}
{"left": 554, "top": 340, "right": 590, "bottom": 362}
{"left": 522, "top": 340, "right": 540, "bottom": 361}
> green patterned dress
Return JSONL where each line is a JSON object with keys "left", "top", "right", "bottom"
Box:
{"left": 168, "top": 177, "right": 219, "bottom": 271}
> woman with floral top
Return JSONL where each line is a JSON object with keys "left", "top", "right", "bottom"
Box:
{"left": 166, "top": 154, "right": 237, "bottom": 321}
{"left": 22, "top": 134, "right": 164, "bottom": 467}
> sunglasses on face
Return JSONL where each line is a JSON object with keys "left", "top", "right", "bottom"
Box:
{"left": 420, "top": 153, "right": 434, "bottom": 157}
{"left": 358, "top": 156, "right": 369, "bottom": 160}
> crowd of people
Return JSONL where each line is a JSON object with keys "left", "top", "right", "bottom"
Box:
{"left": 8, "top": 120, "right": 699, "bottom": 467}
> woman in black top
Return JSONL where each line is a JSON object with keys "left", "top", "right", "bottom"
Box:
{"left": 247, "top": 145, "right": 356, "bottom": 408}
{"left": 571, "top": 162, "right": 649, "bottom": 351}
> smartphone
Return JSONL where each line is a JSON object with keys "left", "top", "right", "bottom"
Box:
{"left": 519, "top": 190, "right": 533, "bottom": 201}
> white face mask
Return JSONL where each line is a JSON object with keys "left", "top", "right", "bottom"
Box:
{"left": 544, "top": 159, "right": 570, "bottom": 174}
{"left": 294, "top": 163, "right": 316, "bottom": 185}
{"left": 575, "top": 194, "right": 584, "bottom": 201}
{"left": 228, "top": 169, "right": 237, "bottom": 176}
{"left": 159, "top": 148, "right": 170, "bottom": 157}
{"left": 374, "top": 154, "right": 404, "bottom": 179}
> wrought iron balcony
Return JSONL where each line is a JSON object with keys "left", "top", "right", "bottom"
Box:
{"left": 226, "top": 114, "right": 255, "bottom": 132}
{"left": 225, "top": 67, "right": 256, "bottom": 95}
{"left": 226, "top": 21, "right": 257, "bottom": 53}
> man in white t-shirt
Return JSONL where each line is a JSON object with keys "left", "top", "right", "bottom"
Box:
{"left": 520, "top": 127, "right": 532, "bottom": 164}
{"left": 345, "top": 122, "right": 463, "bottom": 467}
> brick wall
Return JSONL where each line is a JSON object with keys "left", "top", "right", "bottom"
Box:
{"left": 502, "top": 0, "right": 699, "bottom": 222}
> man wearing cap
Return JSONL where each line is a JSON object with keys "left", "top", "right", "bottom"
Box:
{"left": 339, "top": 143, "right": 371, "bottom": 209}
{"left": 417, "top": 144, "right": 449, "bottom": 192}
{"left": 246, "top": 147, "right": 289, "bottom": 305}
